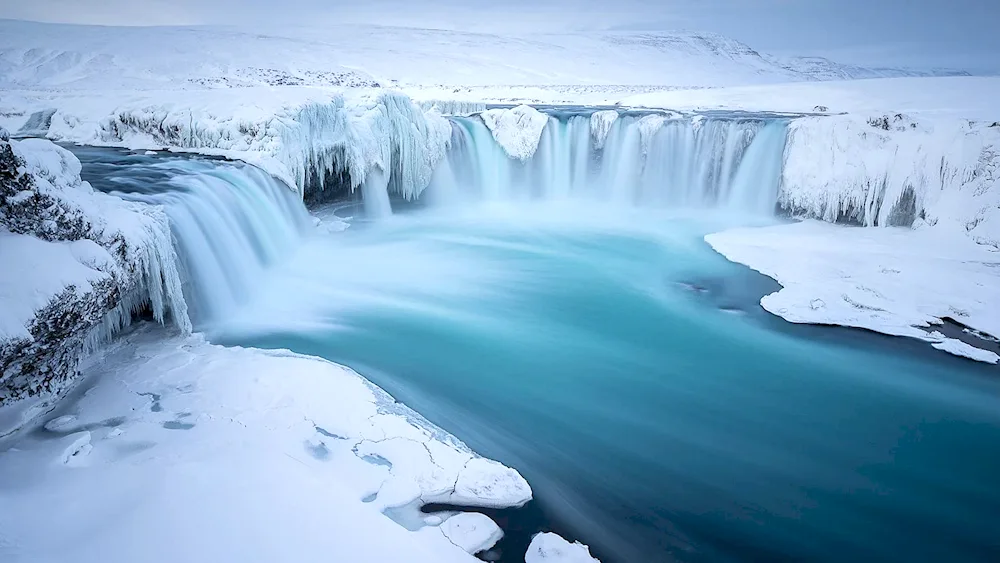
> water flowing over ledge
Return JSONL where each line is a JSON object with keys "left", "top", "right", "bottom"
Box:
{"left": 428, "top": 110, "right": 788, "bottom": 216}
{"left": 6, "top": 89, "right": 996, "bottom": 245}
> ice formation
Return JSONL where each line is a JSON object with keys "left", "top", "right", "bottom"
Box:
{"left": 525, "top": 533, "right": 601, "bottom": 563}
{"left": 588, "top": 110, "right": 619, "bottom": 150}
{"left": 10, "top": 90, "right": 453, "bottom": 206}
{"left": 780, "top": 114, "right": 1000, "bottom": 247}
{"left": 419, "top": 100, "right": 489, "bottom": 116}
{"left": 1, "top": 135, "right": 190, "bottom": 404}
{"left": 479, "top": 105, "right": 550, "bottom": 162}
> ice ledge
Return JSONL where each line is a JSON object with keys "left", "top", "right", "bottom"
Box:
{"left": 0, "top": 325, "right": 531, "bottom": 562}
{"left": 706, "top": 220, "right": 1000, "bottom": 364}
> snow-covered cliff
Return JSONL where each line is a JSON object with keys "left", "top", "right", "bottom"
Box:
{"left": 0, "top": 130, "right": 189, "bottom": 406}
{"left": 780, "top": 114, "right": 1000, "bottom": 248}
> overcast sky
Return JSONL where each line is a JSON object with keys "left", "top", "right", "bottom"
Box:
{"left": 2, "top": 0, "right": 997, "bottom": 72}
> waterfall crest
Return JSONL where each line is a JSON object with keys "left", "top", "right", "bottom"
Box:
{"left": 425, "top": 112, "right": 789, "bottom": 215}
{"left": 79, "top": 150, "right": 312, "bottom": 325}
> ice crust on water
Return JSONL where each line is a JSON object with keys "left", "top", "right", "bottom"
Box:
{"left": 480, "top": 105, "right": 550, "bottom": 161}
{"left": 0, "top": 326, "right": 532, "bottom": 562}
{"left": 525, "top": 533, "right": 601, "bottom": 563}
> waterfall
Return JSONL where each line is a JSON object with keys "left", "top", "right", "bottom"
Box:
{"left": 426, "top": 112, "right": 789, "bottom": 214}
{"left": 78, "top": 150, "right": 312, "bottom": 325}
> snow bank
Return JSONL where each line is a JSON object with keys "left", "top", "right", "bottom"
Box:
{"left": 480, "top": 105, "right": 550, "bottom": 161}
{"left": 1, "top": 134, "right": 189, "bottom": 404}
{"left": 526, "top": 533, "right": 601, "bottom": 563}
{"left": 706, "top": 220, "right": 1000, "bottom": 364}
{"left": 780, "top": 115, "right": 1000, "bottom": 248}
{"left": 0, "top": 325, "right": 531, "bottom": 562}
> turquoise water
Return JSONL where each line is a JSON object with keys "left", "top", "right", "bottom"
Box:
{"left": 215, "top": 203, "right": 1000, "bottom": 563}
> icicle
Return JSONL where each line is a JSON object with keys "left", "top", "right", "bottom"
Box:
{"left": 479, "top": 105, "right": 550, "bottom": 162}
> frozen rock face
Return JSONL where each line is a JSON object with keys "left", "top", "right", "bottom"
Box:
{"left": 86, "top": 92, "right": 453, "bottom": 203}
{"left": 480, "top": 105, "right": 550, "bottom": 162}
{"left": 780, "top": 115, "right": 1000, "bottom": 249}
{"left": 0, "top": 131, "right": 189, "bottom": 406}
{"left": 525, "top": 533, "right": 601, "bottom": 563}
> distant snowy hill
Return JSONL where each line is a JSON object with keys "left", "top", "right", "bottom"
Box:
{"left": 0, "top": 20, "right": 970, "bottom": 90}
{"left": 770, "top": 55, "right": 970, "bottom": 81}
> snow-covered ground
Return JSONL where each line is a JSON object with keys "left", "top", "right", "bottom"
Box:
{"left": 0, "top": 20, "right": 961, "bottom": 91}
{"left": 0, "top": 325, "right": 531, "bottom": 562}
{"left": 707, "top": 220, "right": 1000, "bottom": 364}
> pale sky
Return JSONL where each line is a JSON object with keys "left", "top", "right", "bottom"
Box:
{"left": 2, "top": 0, "right": 997, "bottom": 72}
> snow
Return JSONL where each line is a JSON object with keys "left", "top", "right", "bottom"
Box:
{"left": 439, "top": 512, "right": 504, "bottom": 554}
{"left": 2, "top": 88, "right": 452, "bottom": 201}
{"left": 618, "top": 76, "right": 1000, "bottom": 121}
{"left": 0, "top": 15, "right": 998, "bottom": 558}
{"left": 0, "top": 233, "right": 110, "bottom": 340}
{"left": 480, "top": 105, "right": 550, "bottom": 162}
{"left": 706, "top": 220, "right": 1000, "bottom": 364}
{"left": 525, "top": 533, "right": 601, "bottom": 563}
{"left": 0, "top": 325, "right": 531, "bottom": 562}
{"left": 0, "top": 21, "right": 951, "bottom": 91}
{"left": 0, "top": 137, "right": 190, "bottom": 343}
{"left": 779, "top": 114, "right": 1000, "bottom": 245}
{"left": 928, "top": 332, "right": 1000, "bottom": 364}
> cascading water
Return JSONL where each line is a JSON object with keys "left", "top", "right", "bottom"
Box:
{"left": 423, "top": 111, "right": 788, "bottom": 214}
{"left": 72, "top": 147, "right": 312, "bottom": 325}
